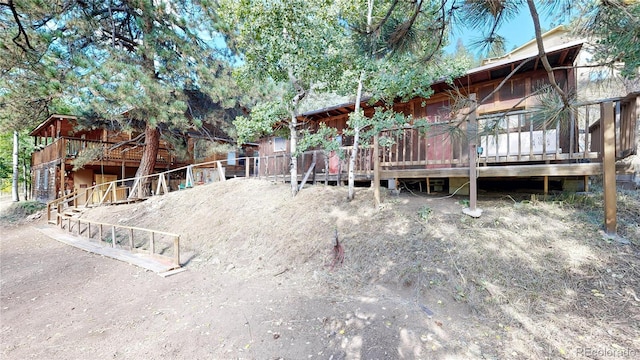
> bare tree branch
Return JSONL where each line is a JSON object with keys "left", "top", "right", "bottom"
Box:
{"left": 2, "top": 0, "right": 35, "bottom": 52}
{"left": 526, "top": 0, "right": 570, "bottom": 108}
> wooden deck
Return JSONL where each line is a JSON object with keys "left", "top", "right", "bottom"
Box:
{"left": 31, "top": 137, "right": 176, "bottom": 168}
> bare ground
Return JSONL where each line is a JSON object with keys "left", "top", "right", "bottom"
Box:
{"left": 1, "top": 179, "right": 639, "bottom": 359}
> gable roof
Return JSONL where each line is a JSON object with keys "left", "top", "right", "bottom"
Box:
{"left": 29, "top": 114, "right": 78, "bottom": 137}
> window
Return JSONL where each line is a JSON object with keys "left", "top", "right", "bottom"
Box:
{"left": 227, "top": 151, "right": 236, "bottom": 165}
{"left": 273, "top": 137, "right": 287, "bottom": 152}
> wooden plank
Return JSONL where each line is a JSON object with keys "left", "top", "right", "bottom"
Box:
{"left": 216, "top": 161, "right": 226, "bottom": 182}
{"left": 584, "top": 105, "right": 590, "bottom": 158}
{"left": 298, "top": 152, "right": 316, "bottom": 191}
{"left": 468, "top": 93, "right": 478, "bottom": 211}
{"left": 601, "top": 101, "right": 617, "bottom": 234}
{"left": 584, "top": 175, "right": 589, "bottom": 192}
{"left": 381, "top": 168, "right": 470, "bottom": 178}
{"left": 373, "top": 135, "right": 380, "bottom": 207}
{"left": 173, "top": 236, "right": 180, "bottom": 266}
{"left": 544, "top": 176, "right": 549, "bottom": 195}
{"left": 158, "top": 267, "right": 188, "bottom": 278}
{"left": 479, "top": 163, "right": 602, "bottom": 177}
{"left": 569, "top": 111, "right": 575, "bottom": 158}
{"left": 517, "top": 113, "right": 522, "bottom": 161}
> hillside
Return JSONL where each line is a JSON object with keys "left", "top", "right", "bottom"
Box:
{"left": 78, "top": 178, "right": 640, "bottom": 358}
{"left": 2, "top": 179, "right": 639, "bottom": 359}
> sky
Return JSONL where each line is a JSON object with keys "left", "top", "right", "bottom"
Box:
{"left": 446, "top": 7, "right": 564, "bottom": 57}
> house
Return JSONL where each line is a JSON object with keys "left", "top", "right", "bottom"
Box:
{"left": 29, "top": 114, "right": 255, "bottom": 203}
{"left": 255, "top": 35, "right": 639, "bottom": 194}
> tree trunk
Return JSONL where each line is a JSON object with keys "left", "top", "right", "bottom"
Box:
{"left": 289, "top": 113, "right": 298, "bottom": 196}
{"left": 526, "top": 0, "right": 569, "bottom": 108}
{"left": 12, "top": 130, "right": 20, "bottom": 202}
{"left": 22, "top": 162, "right": 28, "bottom": 200}
{"left": 348, "top": 0, "right": 373, "bottom": 201}
{"left": 348, "top": 73, "right": 365, "bottom": 200}
{"left": 134, "top": 124, "right": 160, "bottom": 197}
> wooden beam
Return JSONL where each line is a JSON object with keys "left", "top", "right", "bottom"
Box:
{"left": 601, "top": 101, "right": 617, "bottom": 235}
{"left": 298, "top": 152, "right": 316, "bottom": 191}
{"left": 478, "top": 163, "right": 602, "bottom": 177}
{"left": 380, "top": 163, "right": 603, "bottom": 179}
{"left": 381, "top": 168, "right": 470, "bottom": 178}
{"left": 584, "top": 175, "right": 589, "bottom": 192}
{"left": 468, "top": 93, "right": 478, "bottom": 211}
{"left": 544, "top": 176, "right": 549, "bottom": 195}
{"left": 373, "top": 135, "right": 380, "bottom": 207}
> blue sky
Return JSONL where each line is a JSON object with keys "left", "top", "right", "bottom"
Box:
{"left": 446, "top": 8, "right": 563, "bottom": 56}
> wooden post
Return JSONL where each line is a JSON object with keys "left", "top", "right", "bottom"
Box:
{"left": 468, "top": 93, "right": 478, "bottom": 212}
{"left": 156, "top": 174, "right": 168, "bottom": 195}
{"left": 57, "top": 203, "right": 62, "bottom": 225}
{"left": 173, "top": 236, "right": 180, "bottom": 266}
{"left": 111, "top": 181, "right": 117, "bottom": 203}
{"left": 245, "top": 158, "right": 250, "bottom": 178}
{"left": 373, "top": 134, "right": 380, "bottom": 207}
{"left": 312, "top": 151, "right": 317, "bottom": 185}
{"left": 426, "top": 177, "right": 431, "bottom": 195}
{"left": 149, "top": 232, "right": 155, "bottom": 255}
{"left": 112, "top": 226, "right": 116, "bottom": 248}
{"left": 584, "top": 175, "right": 589, "bottom": 192}
{"left": 298, "top": 151, "right": 317, "bottom": 191}
{"left": 129, "top": 228, "right": 134, "bottom": 250}
{"left": 186, "top": 165, "right": 194, "bottom": 187}
{"left": 99, "top": 224, "right": 103, "bottom": 243}
{"left": 216, "top": 161, "right": 226, "bottom": 182}
{"left": 544, "top": 176, "right": 549, "bottom": 195}
{"left": 601, "top": 101, "right": 617, "bottom": 234}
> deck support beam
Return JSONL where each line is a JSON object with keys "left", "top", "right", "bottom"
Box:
{"left": 601, "top": 101, "right": 617, "bottom": 235}
{"left": 584, "top": 175, "right": 589, "bottom": 192}
{"left": 544, "top": 176, "right": 549, "bottom": 195}
{"left": 463, "top": 93, "right": 482, "bottom": 218}
{"left": 373, "top": 135, "right": 380, "bottom": 207}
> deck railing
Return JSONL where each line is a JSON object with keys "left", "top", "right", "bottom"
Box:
{"left": 376, "top": 96, "right": 637, "bottom": 170}
{"left": 256, "top": 145, "right": 375, "bottom": 182}
{"left": 32, "top": 137, "right": 175, "bottom": 166}
{"left": 58, "top": 212, "right": 180, "bottom": 268}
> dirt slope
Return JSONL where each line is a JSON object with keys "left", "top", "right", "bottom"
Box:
{"left": 2, "top": 179, "right": 639, "bottom": 359}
